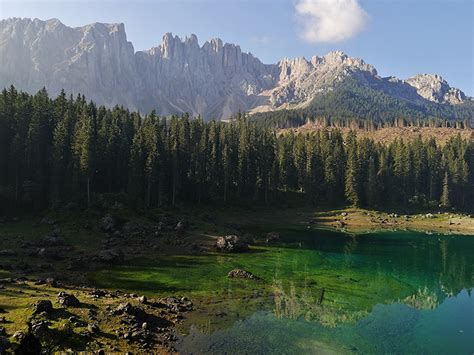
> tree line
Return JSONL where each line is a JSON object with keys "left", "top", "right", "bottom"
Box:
{"left": 0, "top": 86, "right": 473, "bottom": 213}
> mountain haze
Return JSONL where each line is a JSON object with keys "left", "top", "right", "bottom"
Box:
{"left": 0, "top": 18, "right": 471, "bottom": 120}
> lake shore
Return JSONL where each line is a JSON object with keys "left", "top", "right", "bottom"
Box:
{"left": 310, "top": 209, "right": 474, "bottom": 235}
{"left": 211, "top": 206, "right": 474, "bottom": 237}
{"left": 1, "top": 205, "right": 473, "bottom": 352}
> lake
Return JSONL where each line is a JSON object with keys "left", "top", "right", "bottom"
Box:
{"left": 92, "top": 229, "right": 474, "bottom": 354}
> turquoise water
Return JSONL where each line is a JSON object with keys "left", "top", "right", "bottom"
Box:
{"left": 94, "top": 229, "right": 474, "bottom": 354}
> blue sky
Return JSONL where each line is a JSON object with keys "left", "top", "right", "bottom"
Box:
{"left": 1, "top": 0, "right": 473, "bottom": 95}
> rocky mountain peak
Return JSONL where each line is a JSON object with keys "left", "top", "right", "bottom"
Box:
{"left": 406, "top": 74, "right": 466, "bottom": 104}
{"left": 43, "top": 18, "right": 64, "bottom": 30}
{"left": 321, "top": 51, "right": 377, "bottom": 75}
{"left": 160, "top": 32, "right": 183, "bottom": 58}
{"left": 204, "top": 38, "right": 224, "bottom": 52}
{"left": 0, "top": 18, "right": 469, "bottom": 119}
{"left": 185, "top": 34, "right": 199, "bottom": 47}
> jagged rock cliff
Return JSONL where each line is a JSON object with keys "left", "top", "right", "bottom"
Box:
{"left": 0, "top": 18, "right": 469, "bottom": 119}
{"left": 405, "top": 74, "right": 466, "bottom": 104}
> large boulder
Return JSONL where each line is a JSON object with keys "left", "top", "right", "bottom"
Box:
{"left": 39, "top": 235, "right": 64, "bottom": 247}
{"left": 0, "top": 250, "right": 16, "bottom": 257}
{"left": 266, "top": 232, "right": 280, "bottom": 244}
{"left": 32, "top": 300, "right": 53, "bottom": 315}
{"left": 30, "top": 319, "right": 51, "bottom": 336}
{"left": 215, "top": 235, "right": 249, "bottom": 253}
{"left": 57, "top": 292, "right": 80, "bottom": 307}
{"left": 99, "top": 214, "right": 118, "bottom": 232}
{"left": 227, "top": 268, "right": 259, "bottom": 280}
{"left": 39, "top": 227, "right": 63, "bottom": 247}
{"left": 96, "top": 249, "right": 123, "bottom": 263}
{"left": 13, "top": 328, "right": 41, "bottom": 355}
{"left": 40, "top": 217, "right": 57, "bottom": 225}
{"left": 175, "top": 221, "right": 186, "bottom": 235}
{"left": 36, "top": 248, "right": 61, "bottom": 259}
{"left": 121, "top": 221, "right": 143, "bottom": 235}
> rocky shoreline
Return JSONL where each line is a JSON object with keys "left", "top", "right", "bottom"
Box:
{"left": 0, "top": 277, "right": 193, "bottom": 353}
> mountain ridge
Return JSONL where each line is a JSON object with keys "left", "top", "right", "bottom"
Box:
{"left": 0, "top": 17, "right": 471, "bottom": 120}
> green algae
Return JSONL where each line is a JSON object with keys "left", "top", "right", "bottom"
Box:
{"left": 90, "top": 228, "right": 474, "bottom": 353}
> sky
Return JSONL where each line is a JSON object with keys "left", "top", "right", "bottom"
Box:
{"left": 0, "top": 0, "right": 473, "bottom": 95}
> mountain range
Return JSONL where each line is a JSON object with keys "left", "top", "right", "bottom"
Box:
{"left": 0, "top": 17, "right": 471, "bottom": 121}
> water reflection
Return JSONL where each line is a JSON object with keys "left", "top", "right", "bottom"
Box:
{"left": 272, "top": 278, "right": 367, "bottom": 327}
{"left": 402, "top": 286, "right": 439, "bottom": 310}
{"left": 176, "top": 231, "right": 474, "bottom": 353}
{"left": 281, "top": 230, "right": 474, "bottom": 306}
{"left": 92, "top": 228, "right": 474, "bottom": 352}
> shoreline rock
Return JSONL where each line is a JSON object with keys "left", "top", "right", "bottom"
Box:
{"left": 215, "top": 235, "right": 249, "bottom": 253}
{"left": 227, "top": 268, "right": 259, "bottom": 280}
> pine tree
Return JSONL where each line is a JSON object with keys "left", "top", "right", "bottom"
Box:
{"left": 73, "top": 109, "right": 96, "bottom": 207}
{"left": 238, "top": 119, "right": 249, "bottom": 196}
{"left": 440, "top": 171, "right": 450, "bottom": 208}
{"left": 169, "top": 117, "right": 180, "bottom": 205}
{"left": 345, "top": 131, "right": 360, "bottom": 206}
{"left": 51, "top": 111, "right": 72, "bottom": 204}
{"left": 365, "top": 156, "right": 378, "bottom": 208}
{"left": 293, "top": 134, "right": 307, "bottom": 192}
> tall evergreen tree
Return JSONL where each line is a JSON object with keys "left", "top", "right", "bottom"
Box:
{"left": 73, "top": 109, "right": 96, "bottom": 207}
{"left": 440, "top": 171, "right": 450, "bottom": 208}
{"left": 345, "top": 131, "right": 360, "bottom": 206}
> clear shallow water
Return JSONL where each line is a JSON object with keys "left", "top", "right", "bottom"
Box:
{"left": 93, "top": 229, "right": 474, "bottom": 354}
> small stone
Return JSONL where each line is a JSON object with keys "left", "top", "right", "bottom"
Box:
{"left": 13, "top": 331, "right": 24, "bottom": 340}
{"left": 89, "top": 289, "right": 107, "bottom": 298}
{"left": 138, "top": 295, "right": 147, "bottom": 304}
{"left": 88, "top": 323, "right": 100, "bottom": 334}
{"left": 228, "top": 268, "right": 259, "bottom": 280}
{"left": 45, "top": 277, "right": 58, "bottom": 287}
{"left": 131, "top": 331, "right": 141, "bottom": 339}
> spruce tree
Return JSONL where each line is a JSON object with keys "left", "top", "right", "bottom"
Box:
{"left": 73, "top": 109, "right": 96, "bottom": 207}
{"left": 345, "top": 131, "right": 360, "bottom": 206}
{"left": 440, "top": 171, "right": 450, "bottom": 208}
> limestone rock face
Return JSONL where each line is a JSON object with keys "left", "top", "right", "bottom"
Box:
{"left": 405, "top": 74, "right": 466, "bottom": 104}
{"left": 265, "top": 51, "right": 378, "bottom": 109}
{"left": 0, "top": 18, "right": 469, "bottom": 119}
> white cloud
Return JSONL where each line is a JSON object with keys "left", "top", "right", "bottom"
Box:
{"left": 295, "top": 0, "right": 369, "bottom": 43}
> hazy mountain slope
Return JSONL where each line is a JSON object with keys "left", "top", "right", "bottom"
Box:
{"left": 0, "top": 18, "right": 471, "bottom": 120}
